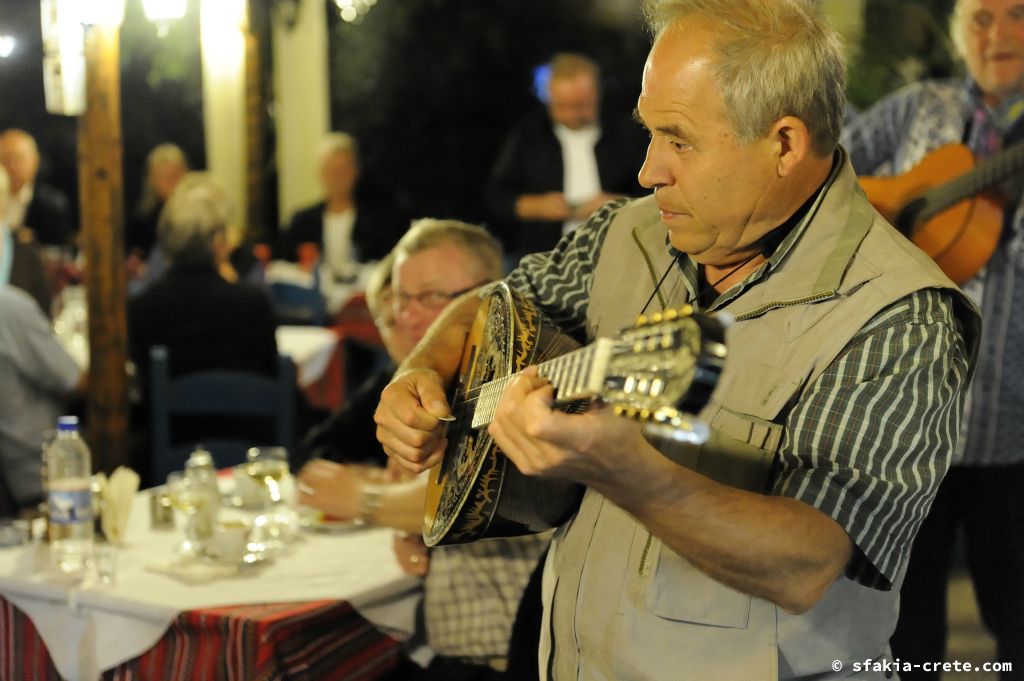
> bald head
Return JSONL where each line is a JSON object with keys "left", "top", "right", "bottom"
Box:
{"left": 0, "top": 130, "right": 40, "bottom": 194}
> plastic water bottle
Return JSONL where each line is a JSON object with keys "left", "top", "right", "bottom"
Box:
{"left": 46, "top": 416, "right": 94, "bottom": 574}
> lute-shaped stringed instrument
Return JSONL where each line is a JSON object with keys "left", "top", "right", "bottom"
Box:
{"left": 422, "top": 282, "right": 727, "bottom": 547}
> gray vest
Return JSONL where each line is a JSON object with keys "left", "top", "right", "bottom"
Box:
{"left": 542, "top": 156, "right": 980, "bottom": 681}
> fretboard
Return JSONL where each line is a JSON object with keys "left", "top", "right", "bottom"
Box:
{"left": 469, "top": 339, "right": 613, "bottom": 429}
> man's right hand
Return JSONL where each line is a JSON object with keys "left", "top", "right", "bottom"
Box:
{"left": 375, "top": 368, "right": 452, "bottom": 473}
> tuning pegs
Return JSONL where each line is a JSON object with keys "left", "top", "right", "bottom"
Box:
{"left": 635, "top": 305, "right": 694, "bottom": 328}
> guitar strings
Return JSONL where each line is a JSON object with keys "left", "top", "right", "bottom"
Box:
{"left": 454, "top": 339, "right": 600, "bottom": 408}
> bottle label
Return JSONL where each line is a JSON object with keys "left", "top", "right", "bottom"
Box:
{"left": 48, "top": 488, "right": 93, "bottom": 525}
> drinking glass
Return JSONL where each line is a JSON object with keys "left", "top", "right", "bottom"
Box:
{"left": 94, "top": 543, "right": 118, "bottom": 585}
{"left": 165, "top": 471, "right": 206, "bottom": 556}
{"left": 245, "top": 447, "right": 297, "bottom": 554}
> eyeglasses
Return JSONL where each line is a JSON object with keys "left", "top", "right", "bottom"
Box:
{"left": 393, "top": 281, "right": 489, "bottom": 310}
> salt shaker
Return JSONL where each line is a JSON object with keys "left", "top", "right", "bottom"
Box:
{"left": 184, "top": 447, "right": 220, "bottom": 548}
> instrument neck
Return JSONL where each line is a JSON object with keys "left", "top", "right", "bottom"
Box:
{"left": 470, "top": 344, "right": 600, "bottom": 429}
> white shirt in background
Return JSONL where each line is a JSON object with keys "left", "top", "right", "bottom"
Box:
{"left": 4, "top": 182, "right": 32, "bottom": 230}
{"left": 321, "top": 207, "right": 357, "bottom": 281}
{"left": 554, "top": 123, "right": 601, "bottom": 236}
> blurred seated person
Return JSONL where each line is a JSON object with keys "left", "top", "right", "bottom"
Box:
{"left": 0, "top": 167, "right": 54, "bottom": 318}
{"left": 128, "top": 173, "right": 279, "bottom": 471}
{"left": 299, "top": 219, "right": 546, "bottom": 679}
{"left": 0, "top": 129, "right": 73, "bottom": 247}
{"left": 278, "top": 133, "right": 404, "bottom": 307}
{"left": 297, "top": 251, "right": 412, "bottom": 466}
{"left": 0, "top": 166, "right": 83, "bottom": 515}
{"left": 126, "top": 143, "right": 188, "bottom": 266}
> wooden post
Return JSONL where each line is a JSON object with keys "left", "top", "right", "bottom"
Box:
{"left": 78, "top": 25, "right": 129, "bottom": 474}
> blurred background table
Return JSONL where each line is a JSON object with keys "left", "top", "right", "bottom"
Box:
{"left": 0, "top": 492, "right": 421, "bottom": 681}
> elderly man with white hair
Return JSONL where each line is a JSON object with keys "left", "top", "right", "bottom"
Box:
{"left": 128, "top": 172, "right": 278, "bottom": 389}
{"left": 843, "top": 0, "right": 1024, "bottom": 677}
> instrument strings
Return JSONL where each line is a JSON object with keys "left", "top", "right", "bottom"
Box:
{"left": 456, "top": 335, "right": 594, "bottom": 411}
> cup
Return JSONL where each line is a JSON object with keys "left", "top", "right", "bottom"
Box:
{"left": 94, "top": 543, "right": 117, "bottom": 585}
{"left": 212, "top": 520, "right": 251, "bottom": 562}
{"left": 149, "top": 486, "right": 175, "bottom": 530}
{"left": 231, "top": 465, "right": 266, "bottom": 508}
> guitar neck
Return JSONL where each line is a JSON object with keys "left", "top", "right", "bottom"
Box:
{"left": 469, "top": 338, "right": 615, "bottom": 429}
{"left": 922, "top": 140, "right": 1024, "bottom": 218}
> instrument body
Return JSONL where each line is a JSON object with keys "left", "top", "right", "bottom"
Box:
{"left": 422, "top": 283, "right": 726, "bottom": 547}
{"left": 858, "top": 142, "right": 1013, "bottom": 284}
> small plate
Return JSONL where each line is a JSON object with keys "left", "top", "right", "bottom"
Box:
{"left": 208, "top": 545, "right": 267, "bottom": 567}
{"left": 297, "top": 506, "right": 363, "bottom": 533}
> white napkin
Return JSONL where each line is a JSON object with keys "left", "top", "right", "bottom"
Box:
{"left": 101, "top": 467, "right": 140, "bottom": 545}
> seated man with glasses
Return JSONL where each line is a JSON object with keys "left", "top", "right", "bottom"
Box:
{"left": 298, "top": 218, "right": 548, "bottom": 680}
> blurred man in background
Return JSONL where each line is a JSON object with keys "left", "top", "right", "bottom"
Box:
{"left": 0, "top": 129, "right": 73, "bottom": 247}
{"left": 486, "top": 53, "right": 646, "bottom": 264}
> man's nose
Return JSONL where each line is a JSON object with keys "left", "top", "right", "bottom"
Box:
{"left": 638, "top": 141, "right": 669, "bottom": 190}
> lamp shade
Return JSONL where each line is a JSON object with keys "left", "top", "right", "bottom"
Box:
{"left": 74, "top": 0, "right": 126, "bottom": 26}
{"left": 141, "top": 0, "right": 188, "bottom": 22}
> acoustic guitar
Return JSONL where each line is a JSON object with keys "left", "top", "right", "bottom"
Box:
{"left": 422, "top": 282, "right": 727, "bottom": 547}
{"left": 858, "top": 141, "right": 1023, "bottom": 284}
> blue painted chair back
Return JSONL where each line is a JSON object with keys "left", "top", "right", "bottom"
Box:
{"left": 149, "top": 346, "right": 295, "bottom": 482}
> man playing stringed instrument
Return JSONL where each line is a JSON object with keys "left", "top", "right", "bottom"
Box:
{"left": 377, "top": 1, "right": 980, "bottom": 678}
{"left": 843, "top": 1, "right": 1024, "bottom": 677}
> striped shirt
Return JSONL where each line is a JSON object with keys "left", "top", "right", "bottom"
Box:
{"left": 842, "top": 78, "right": 1024, "bottom": 466}
{"left": 506, "top": 197, "right": 971, "bottom": 588}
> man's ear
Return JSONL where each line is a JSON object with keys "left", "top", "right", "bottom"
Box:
{"left": 771, "top": 116, "right": 811, "bottom": 177}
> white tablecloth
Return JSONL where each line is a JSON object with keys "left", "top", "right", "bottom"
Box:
{"left": 0, "top": 492, "right": 420, "bottom": 681}
{"left": 276, "top": 325, "right": 340, "bottom": 387}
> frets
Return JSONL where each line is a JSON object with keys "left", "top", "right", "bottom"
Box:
{"left": 469, "top": 339, "right": 613, "bottom": 429}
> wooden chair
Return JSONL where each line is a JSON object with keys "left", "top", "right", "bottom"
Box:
{"left": 149, "top": 346, "right": 295, "bottom": 483}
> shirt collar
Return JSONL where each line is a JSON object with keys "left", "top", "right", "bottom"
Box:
{"left": 962, "top": 77, "right": 1024, "bottom": 134}
{"left": 667, "top": 147, "right": 845, "bottom": 310}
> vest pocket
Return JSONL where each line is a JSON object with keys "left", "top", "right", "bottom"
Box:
{"left": 644, "top": 538, "right": 752, "bottom": 628}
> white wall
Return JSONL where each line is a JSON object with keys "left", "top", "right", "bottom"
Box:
{"left": 272, "top": 0, "right": 331, "bottom": 226}
{"left": 200, "top": 0, "right": 248, "bottom": 233}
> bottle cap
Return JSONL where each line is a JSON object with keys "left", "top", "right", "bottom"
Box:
{"left": 186, "top": 446, "right": 215, "bottom": 469}
{"left": 56, "top": 416, "right": 79, "bottom": 432}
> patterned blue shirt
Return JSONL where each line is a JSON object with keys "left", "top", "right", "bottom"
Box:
{"left": 842, "top": 78, "right": 1024, "bottom": 467}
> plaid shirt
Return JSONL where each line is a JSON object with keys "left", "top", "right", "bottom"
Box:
{"left": 506, "top": 190, "right": 971, "bottom": 588}
{"left": 424, "top": 533, "right": 549, "bottom": 664}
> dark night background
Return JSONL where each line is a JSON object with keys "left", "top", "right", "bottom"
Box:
{"left": 0, "top": 0, "right": 961, "bottom": 239}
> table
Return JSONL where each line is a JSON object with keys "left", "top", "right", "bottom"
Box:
{"left": 0, "top": 493, "right": 421, "bottom": 681}
{"left": 276, "top": 325, "right": 341, "bottom": 388}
